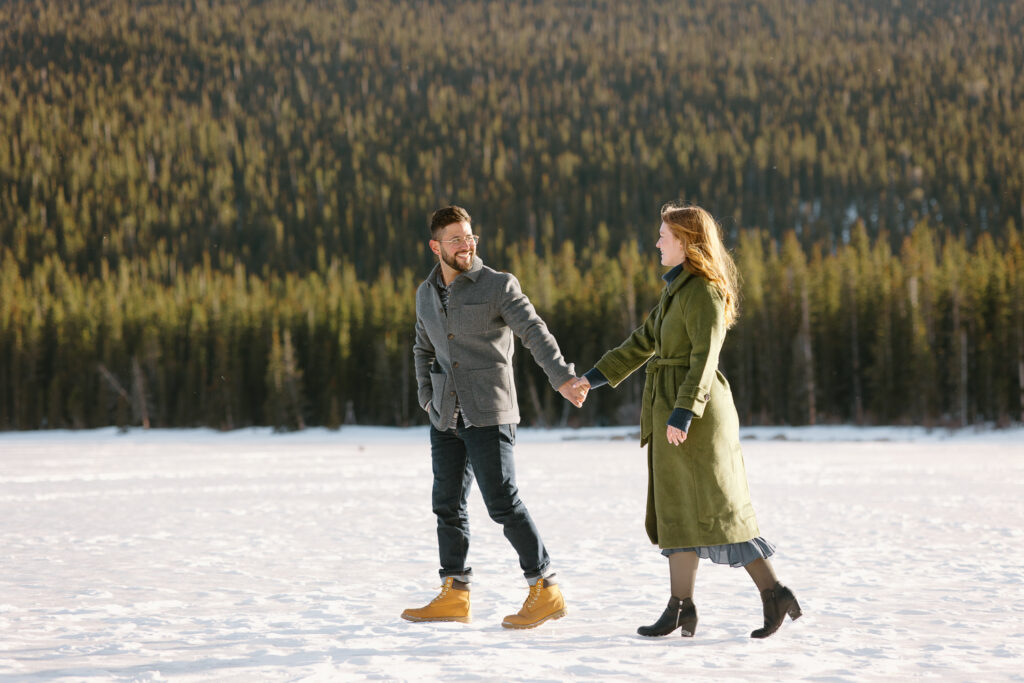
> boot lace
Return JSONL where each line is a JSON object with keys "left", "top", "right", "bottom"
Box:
{"left": 430, "top": 580, "right": 452, "bottom": 603}
{"left": 524, "top": 581, "right": 543, "bottom": 609}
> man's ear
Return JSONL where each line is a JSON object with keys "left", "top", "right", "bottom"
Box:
{"left": 429, "top": 240, "right": 440, "bottom": 257}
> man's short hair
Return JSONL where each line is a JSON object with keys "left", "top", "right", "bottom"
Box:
{"left": 429, "top": 205, "right": 472, "bottom": 238}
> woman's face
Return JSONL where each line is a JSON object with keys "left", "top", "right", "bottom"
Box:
{"left": 656, "top": 221, "right": 686, "bottom": 267}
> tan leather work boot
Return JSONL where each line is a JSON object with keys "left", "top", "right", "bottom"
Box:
{"left": 401, "top": 577, "right": 471, "bottom": 623}
{"left": 501, "top": 577, "right": 567, "bottom": 629}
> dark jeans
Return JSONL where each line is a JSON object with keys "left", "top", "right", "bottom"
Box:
{"left": 430, "top": 416, "right": 551, "bottom": 580}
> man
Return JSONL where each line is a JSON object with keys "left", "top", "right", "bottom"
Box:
{"left": 402, "top": 205, "right": 583, "bottom": 629}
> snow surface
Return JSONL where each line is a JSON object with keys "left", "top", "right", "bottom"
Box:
{"left": 1, "top": 425, "right": 1022, "bottom": 682}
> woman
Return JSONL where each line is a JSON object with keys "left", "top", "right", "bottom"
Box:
{"left": 573, "top": 203, "right": 801, "bottom": 639}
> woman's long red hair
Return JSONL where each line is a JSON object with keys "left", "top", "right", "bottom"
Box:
{"left": 661, "top": 203, "right": 740, "bottom": 328}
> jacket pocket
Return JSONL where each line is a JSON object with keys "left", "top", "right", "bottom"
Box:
{"left": 460, "top": 303, "right": 499, "bottom": 333}
{"left": 465, "top": 366, "right": 513, "bottom": 413}
{"left": 430, "top": 370, "right": 447, "bottom": 412}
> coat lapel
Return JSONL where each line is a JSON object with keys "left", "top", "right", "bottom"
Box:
{"left": 655, "top": 269, "right": 697, "bottom": 344}
{"left": 425, "top": 263, "right": 448, "bottom": 319}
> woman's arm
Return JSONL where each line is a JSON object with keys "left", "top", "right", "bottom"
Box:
{"left": 591, "top": 303, "right": 660, "bottom": 387}
{"left": 674, "top": 282, "right": 728, "bottom": 419}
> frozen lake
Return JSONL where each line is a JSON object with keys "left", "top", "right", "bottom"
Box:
{"left": 1, "top": 426, "right": 1022, "bottom": 681}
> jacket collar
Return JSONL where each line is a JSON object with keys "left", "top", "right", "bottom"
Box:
{"left": 427, "top": 256, "right": 484, "bottom": 288}
{"left": 662, "top": 263, "right": 685, "bottom": 284}
{"left": 664, "top": 264, "right": 697, "bottom": 297}
{"left": 463, "top": 256, "right": 484, "bottom": 282}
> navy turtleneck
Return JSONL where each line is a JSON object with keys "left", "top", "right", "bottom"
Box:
{"left": 662, "top": 263, "right": 685, "bottom": 284}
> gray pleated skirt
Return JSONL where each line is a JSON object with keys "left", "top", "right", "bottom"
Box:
{"left": 661, "top": 537, "right": 776, "bottom": 568}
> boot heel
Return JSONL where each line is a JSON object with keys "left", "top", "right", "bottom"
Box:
{"left": 751, "top": 584, "right": 800, "bottom": 639}
{"left": 638, "top": 597, "right": 697, "bottom": 637}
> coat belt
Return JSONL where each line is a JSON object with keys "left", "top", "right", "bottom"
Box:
{"left": 646, "top": 357, "right": 689, "bottom": 373}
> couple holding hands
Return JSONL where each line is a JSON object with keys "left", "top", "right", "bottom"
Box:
{"left": 402, "top": 203, "right": 801, "bottom": 639}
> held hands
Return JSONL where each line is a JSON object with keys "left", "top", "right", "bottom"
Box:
{"left": 558, "top": 376, "right": 590, "bottom": 408}
{"left": 571, "top": 376, "right": 591, "bottom": 405}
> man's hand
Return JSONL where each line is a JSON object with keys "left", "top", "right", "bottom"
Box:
{"left": 667, "top": 425, "right": 687, "bottom": 446}
{"left": 558, "top": 377, "right": 588, "bottom": 408}
{"left": 569, "top": 376, "right": 591, "bottom": 407}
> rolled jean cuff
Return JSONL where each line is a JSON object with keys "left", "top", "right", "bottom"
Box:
{"left": 439, "top": 568, "right": 473, "bottom": 583}
{"left": 525, "top": 565, "right": 555, "bottom": 585}
{"left": 524, "top": 562, "right": 553, "bottom": 582}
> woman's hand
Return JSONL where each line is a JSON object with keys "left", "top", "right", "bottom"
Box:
{"left": 667, "top": 425, "right": 687, "bottom": 446}
{"left": 558, "top": 376, "right": 589, "bottom": 407}
{"left": 571, "top": 376, "right": 591, "bottom": 402}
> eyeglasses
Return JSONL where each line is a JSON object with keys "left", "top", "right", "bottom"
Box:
{"left": 435, "top": 235, "right": 480, "bottom": 247}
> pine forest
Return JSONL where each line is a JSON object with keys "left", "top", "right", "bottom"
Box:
{"left": 1, "top": 0, "right": 1022, "bottom": 430}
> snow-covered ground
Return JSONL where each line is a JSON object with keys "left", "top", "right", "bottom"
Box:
{"left": 1, "top": 425, "right": 1022, "bottom": 682}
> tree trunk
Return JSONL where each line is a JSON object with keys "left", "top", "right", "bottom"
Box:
{"left": 401, "top": 341, "right": 411, "bottom": 426}
{"left": 800, "top": 281, "right": 816, "bottom": 425}
{"left": 524, "top": 368, "right": 547, "bottom": 427}
{"left": 98, "top": 363, "right": 129, "bottom": 403}
{"left": 131, "top": 356, "right": 150, "bottom": 429}
{"left": 1018, "top": 351, "right": 1023, "bottom": 425}
{"left": 847, "top": 278, "right": 863, "bottom": 424}
{"left": 1018, "top": 306, "right": 1023, "bottom": 424}
{"left": 952, "top": 283, "right": 967, "bottom": 428}
{"left": 960, "top": 328, "right": 969, "bottom": 427}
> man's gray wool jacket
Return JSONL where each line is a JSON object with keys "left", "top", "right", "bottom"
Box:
{"left": 414, "top": 256, "right": 575, "bottom": 430}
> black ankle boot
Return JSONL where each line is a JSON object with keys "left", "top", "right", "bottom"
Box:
{"left": 637, "top": 596, "right": 698, "bottom": 637}
{"left": 751, "top": 582, "right": 801, "bottom": 639}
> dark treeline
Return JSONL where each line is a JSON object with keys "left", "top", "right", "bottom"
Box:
{"left": 2, "top": 0, "right": 1023, "bottom": 281}
{"left": 2, "top": 0, "right": 1022, "bottom": 429}
{"left": 2, "top": 223, "right": 1022, "bottom": 430}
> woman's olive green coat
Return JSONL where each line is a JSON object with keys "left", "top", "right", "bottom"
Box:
{"left": 595, "top": 269, "right": 760, "bottom": 549}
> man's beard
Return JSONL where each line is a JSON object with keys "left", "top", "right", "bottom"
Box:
{"left": 441, "top": 248, "right": 474, "bottom": 273}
